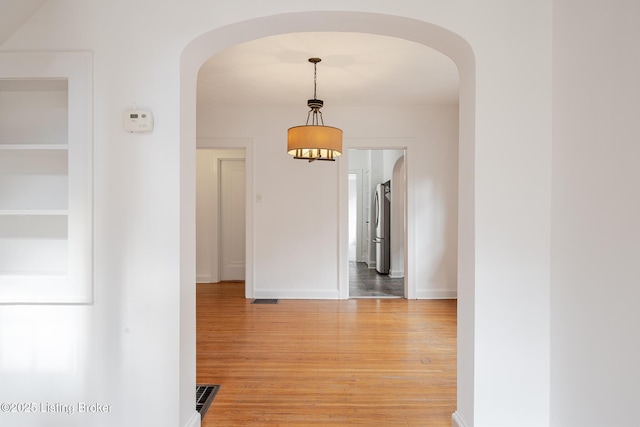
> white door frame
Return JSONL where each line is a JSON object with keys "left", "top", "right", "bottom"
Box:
{"left": 196, "top": 139, "right": 254, "bottom": 298}
{"left": 338, "top": 141, "right": 413, "bottom": 299}
{"left": 348, "top": 169, "right": 364, "bottom": 262}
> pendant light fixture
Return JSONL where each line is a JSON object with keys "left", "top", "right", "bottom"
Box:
{"left": 287, "top": 58, "right": 343, "bottom": 162}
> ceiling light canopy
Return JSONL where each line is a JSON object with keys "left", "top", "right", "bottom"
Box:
{"left": 287, "top": 58, "right": 342, "bottom": 162}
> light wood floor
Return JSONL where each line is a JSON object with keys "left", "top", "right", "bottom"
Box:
{"left": 197, "top": 282, "right": 457, "bottom": 426}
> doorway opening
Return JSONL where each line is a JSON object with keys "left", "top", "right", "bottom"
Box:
{"left": 348, "top": 148, "right": 406, "bottom": 298}
{"left": 195, "top": 148, "right": 247, "bottom": 285}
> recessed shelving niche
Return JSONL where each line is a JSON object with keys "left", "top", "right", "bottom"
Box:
{"left": 0, "top": 52, "right": 92, "bottom": 304}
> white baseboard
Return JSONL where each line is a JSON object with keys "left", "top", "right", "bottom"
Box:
{"left": 253, "top": 290, "right": 340, "bottom": 299}
{"left": 184, "top": 411, "right": 201, "bottom": 427}
{"left": 196, "top": 275, "right": 213, "bottom": 284}
{"left": 452, "top": 411, "right": 468, "bottom": 427}
{"left": 415, "top": 289, "right": 458, "bottom": 299}
{"left": 389, "top": 269, "right": 404, "bottom": 278}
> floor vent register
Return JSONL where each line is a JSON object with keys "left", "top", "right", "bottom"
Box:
{"left": 196, "top": 384, "right": 220, "bottom": 418}
{"left": 252, "top": 299, "right": 280, "bottom": 304}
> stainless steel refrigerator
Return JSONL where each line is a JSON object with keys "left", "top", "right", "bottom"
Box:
{"left": 374, "top": 180, "right": 391, "bottom": 274}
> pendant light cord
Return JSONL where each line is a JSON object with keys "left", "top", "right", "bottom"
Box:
{"left": 313, "top": 61, "right": 318, "bottom": 99}
{"left": 306, "top": 58, "right": 324, "bottom": 126}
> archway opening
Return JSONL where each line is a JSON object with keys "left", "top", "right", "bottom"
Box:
{"left": 180, "top": 11, "right": 475, "bottom": 426}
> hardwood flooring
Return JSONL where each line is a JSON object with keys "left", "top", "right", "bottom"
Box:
{"left": 197, "top": 282, "right": 457, "bottom": 426}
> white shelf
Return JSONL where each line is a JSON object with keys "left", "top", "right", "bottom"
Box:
{"left": 0, "top": 144, "right": 68, "bottom": 150}
{"left": 0, "top": 149, "right": 68, "bottom": 212}
{"left": 0, "top": 51, "right": 92, "bottom": 304}
{"left": 0, "top": 273, "right": 68, "bottom": 290}
{"left": 0, "top": 210, "right": 68, "bottom": 216}
{"left": 0, "top": 79, "right": 67, "bottom": 92}
{"left": 0, "top": 271, "right": 67, "bottom": 278}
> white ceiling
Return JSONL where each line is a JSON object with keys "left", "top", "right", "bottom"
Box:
{"left": 197, "top": 32, "right": 460, "bottom": 110}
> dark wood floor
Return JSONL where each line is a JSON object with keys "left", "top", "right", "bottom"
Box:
{"left": 349, "top": 261, "right": 404, "bottom": 298}
{"left": 197, "top": 282, "right": 457, "bottom": 426}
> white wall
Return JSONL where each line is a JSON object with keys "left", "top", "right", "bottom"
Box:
{"left": 197, "top": 105, "right": 459, "bottom": 299}
{"left": 0, "top": 2, "right": 555, "bottom": 427}
{"left": 348, "top": 148, "right": 370, "bottom": 170}
{"left": 382, "top": 150, "right": 404, "bottom": 181}
{"left": 368, "top": 150, "right": 384, "bottom": 267}
{"left": 551, "top": 1, "right": 640, "bottom": 426}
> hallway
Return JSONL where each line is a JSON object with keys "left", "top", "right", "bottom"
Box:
{"left": 197, "top": 282, "right": 456, "bottom": 426}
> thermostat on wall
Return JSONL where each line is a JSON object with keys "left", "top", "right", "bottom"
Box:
{"left": 123, "top": 109, "right": 154, "bottom": 133}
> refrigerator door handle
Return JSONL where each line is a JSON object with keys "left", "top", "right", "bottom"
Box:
{"left": 374, "top": 191, "right": 380, "bottom": 227}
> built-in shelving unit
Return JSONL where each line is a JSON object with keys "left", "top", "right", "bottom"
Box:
{"left": 0, "top": 52, "right": 92, "bottom": 304}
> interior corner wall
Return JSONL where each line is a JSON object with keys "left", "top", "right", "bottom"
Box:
{"left": 551, "top": 1, "right": 640, "bottom": 426}
{"left": 382, "top": 150, "right": 404, "bottom": 181}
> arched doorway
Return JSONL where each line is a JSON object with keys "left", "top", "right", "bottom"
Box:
{"left": 180, "top": 11, "right": 475, "bottom": 425}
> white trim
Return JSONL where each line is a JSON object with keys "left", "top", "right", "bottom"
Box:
{"left": 388, "top": 269, "right": 404, "bottom": 279}
{"left": 196, "top": 275, "right": 214, "bottom": 283}
{"left": 254, "top": 290, "right": 340, "bottom": 300}
{"left": 196, "top": 138, "right": 254, "bottom": 299}
{"left": 451, "top": 411, "right": 468, "bottom": 427}
{"left": 348, "top": 169, "right": 365, "bottom": 262}
{"left": 415, "top": 290, "right": 458, "bottom": 299}
{"left": 339, "top": 142, "right": 412, "bottom": 300}
{"left": 184, "top": 410, "right": 201, "bottom": 427}
{"left": 404, "top": 145, "right": 415, "bottom": 299}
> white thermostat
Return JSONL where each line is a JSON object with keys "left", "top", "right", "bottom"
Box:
{"left": 123, "top": 109, "right": 154, "bottom": 133}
